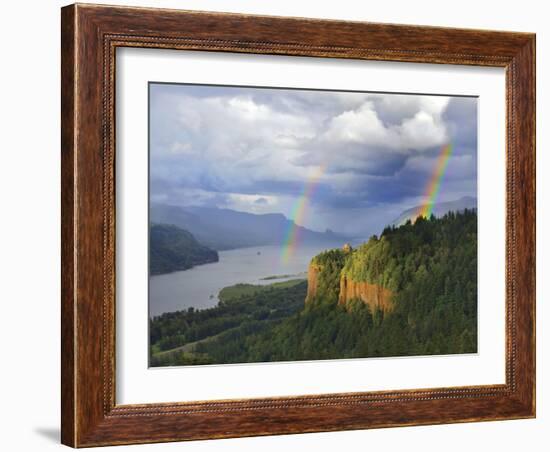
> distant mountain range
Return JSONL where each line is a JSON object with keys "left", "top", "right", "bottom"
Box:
{"left": 150, "top": 204, "right": 345, "bottom": 251}
{"left": 391, "top": 196, "right": 477, "bottom": 227}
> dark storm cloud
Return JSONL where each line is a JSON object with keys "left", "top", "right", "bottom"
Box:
{"left": 149, "top": 83, "right": 477, "bottom": 234}
{"left": 443, "top": 97, "right": 478, "bottom": 151}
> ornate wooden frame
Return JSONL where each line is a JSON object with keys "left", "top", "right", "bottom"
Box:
{"left": 61, "top": 3, "right": 536, "bottom": 447}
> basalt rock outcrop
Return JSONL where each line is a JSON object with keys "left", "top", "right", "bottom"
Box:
{"left": 338, "top": 275, "right": 394, "bottom": 313}
{"left": 305, "top": 244, "right": 394, "bottom": 313}
{"left": 305, "top": 263, "right": 322, "bottom": 303}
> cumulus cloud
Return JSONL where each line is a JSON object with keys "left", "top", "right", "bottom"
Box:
{"left": 322, "top": 97, "right": 448, "bottom": 152}
{"left": 149, "top": 83, "right": 477, "bottom": 235}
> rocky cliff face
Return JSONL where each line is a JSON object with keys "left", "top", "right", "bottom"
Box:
{"left": 305, "top": 264, "right": 321, "bottom": 303}
{"left": 305, "top": 260, "right": 393, "bottom": 313}
{"left": 338, "top": 275, "right": 394, "bottom": 313}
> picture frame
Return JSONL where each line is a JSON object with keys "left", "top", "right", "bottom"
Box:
{"left": 61, "top": 3, "right": 535, "bottom": 447}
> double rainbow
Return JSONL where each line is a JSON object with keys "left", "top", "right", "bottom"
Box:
{"left": 416, "top": 143, "right": 454, "bottom": 220}
{"left": 280, "top": 165, "right": 325, "bottom": 263}
{"left": 280, "top": 143, "right": 454, "bottom": 261}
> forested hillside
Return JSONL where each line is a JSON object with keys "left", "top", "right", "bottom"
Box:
{"left": 150, "top": 223, "right": 219, "bottom": 275}
{"left": 149, "top": 210, "right": 478, "bottom": 365}
{"left": 149, "top": 280, "right": 306, "bottom": 366}
{"left": 391, "top": 196, "right": 477, "bottom": 227}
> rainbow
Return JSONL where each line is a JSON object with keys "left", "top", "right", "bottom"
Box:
{"left": 280, "top": 165, "right": 325, "bottom": 263}
{"left": 416, "top": 143, "right": 454, "bottom": 220}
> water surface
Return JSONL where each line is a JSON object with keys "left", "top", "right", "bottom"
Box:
{"left": 149, "top": 243, "right": 340, "bottom": 317}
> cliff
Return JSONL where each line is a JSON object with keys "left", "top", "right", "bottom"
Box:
{"left": 338, "top": 275, "right": 393, "bottom": 312}
{"left": 305, "top": 264, "right": 321, "bottom": 303}
{"left": 305, "top": 210, "right": 477, "bottom": 316}
{"left": 305, "top": 244, "right": 393, "bottom": 312}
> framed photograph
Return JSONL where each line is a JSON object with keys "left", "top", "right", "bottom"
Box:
{"left": 61, "top": 3, "right": 535, "bottom": 447}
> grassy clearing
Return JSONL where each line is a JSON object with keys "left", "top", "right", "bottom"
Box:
{"left": 218, "top": 279, "right": 305, "bottom": 304}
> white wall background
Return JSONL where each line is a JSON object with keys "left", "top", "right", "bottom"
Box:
{"left": 0, "top": 1, "right": 545, "bottom": 450}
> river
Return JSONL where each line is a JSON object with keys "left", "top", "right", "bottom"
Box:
{"left": 149, "top": 242, "right": 341, "bottom": 317}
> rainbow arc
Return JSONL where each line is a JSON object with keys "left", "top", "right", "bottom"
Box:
{"left": 279, "top": 143, "right": 454, "bottom": 263}
{"left": 416, "top": 143, "right": 454, "bottom": 220}
{"left": 280, "top": 165, "right": 325, "bottom": 263}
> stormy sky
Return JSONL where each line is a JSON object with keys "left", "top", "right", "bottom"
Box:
{"left": 149, "top": 83, "right": 477, "bottom": 237}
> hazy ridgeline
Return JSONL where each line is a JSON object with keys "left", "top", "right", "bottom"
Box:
{"left": 150, "top": 203, "right": 345, "bottom": 251}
